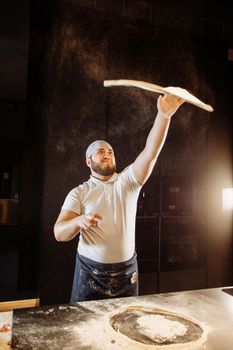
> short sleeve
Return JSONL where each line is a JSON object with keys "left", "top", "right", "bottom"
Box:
{"left": 61, "top": 188, "right": 81, "bottom": 215}
{"left": 118, "top": 164, "right": 142, "bottom": 192}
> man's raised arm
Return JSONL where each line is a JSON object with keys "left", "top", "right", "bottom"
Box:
{"left": 133, "top": 93, "right": 184, "bottom": 185}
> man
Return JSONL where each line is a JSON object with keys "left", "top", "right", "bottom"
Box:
{"left": 54, "top": 93, "right": 184, "bottom": 302}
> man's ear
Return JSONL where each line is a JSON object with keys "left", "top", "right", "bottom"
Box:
{"left": 86, "top": 158, "right": 91, "bottom": 168}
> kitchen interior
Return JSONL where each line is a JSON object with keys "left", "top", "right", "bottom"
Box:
{"left": 0, "top": 1, "right": 233, "bottom": 349}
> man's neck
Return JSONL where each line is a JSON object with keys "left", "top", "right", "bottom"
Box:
{"left": 91, "top": 172, "right": 113, "bottom": 182}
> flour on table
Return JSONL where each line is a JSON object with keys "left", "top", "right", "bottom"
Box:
{"left": 137, "top": 315, "right": 187, "bottom": 342}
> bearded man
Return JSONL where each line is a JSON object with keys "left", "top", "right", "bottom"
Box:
{"left": 54, "top": 93, "right": 183, "bottom": 303}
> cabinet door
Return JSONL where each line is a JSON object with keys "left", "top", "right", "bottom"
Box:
{"left": 160, "top": 216, "right": 206, "bottom": 271}
{"left": 136, "top": 217, "right": 159, "bottom": 295}
{"left": 136, "top": 217, "right": 159, "bottom": 263}
{"left": 161, "top": 176, "right": 207, "bottom": 216}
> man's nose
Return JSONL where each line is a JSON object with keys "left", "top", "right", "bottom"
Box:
{"left": 104, "top": 152, "right": 110, "bottom": 159}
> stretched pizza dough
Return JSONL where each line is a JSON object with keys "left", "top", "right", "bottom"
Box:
{"left": 103, "top": 79, "right": 213, "bottom": 112}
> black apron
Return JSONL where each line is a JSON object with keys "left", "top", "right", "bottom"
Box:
{"left": 70, "top": 252, "right": 138, "bottom": 303}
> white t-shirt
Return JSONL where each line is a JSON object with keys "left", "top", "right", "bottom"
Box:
{"left": 61, "top": 164, "right": 142, "bottom": 263}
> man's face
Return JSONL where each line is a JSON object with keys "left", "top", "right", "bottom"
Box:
{"left": 88, "top": 147, "right": 116, "bottom": 176}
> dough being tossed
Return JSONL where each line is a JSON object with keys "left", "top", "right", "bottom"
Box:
{"left": 104, "top": 79, "right": 213, "bottom": 112}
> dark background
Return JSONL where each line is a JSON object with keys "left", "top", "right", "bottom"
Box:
{"left": 0, "top": 0, "right": 232, "bottom": 306}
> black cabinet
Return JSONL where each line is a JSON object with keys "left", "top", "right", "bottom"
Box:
{"left": 136, "top": 215, "right": 207, "bottom": 295}
{"left": 160, "top": 216, "right": 206, "bottom": 271}
{"left": 136, "top": 174, "right": 207, "bottom": 295}
{"left": 161, "top": 176, "right": 207, "bottom": 216}
{"left": 136, "top": 217, "right": 159, "bottom": 295}
{"left": 159, "top": 216, "right": 207, "bottom": 293}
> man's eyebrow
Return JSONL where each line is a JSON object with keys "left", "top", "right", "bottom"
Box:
{"left": 95, "top": 148, "right": 113, "bottom": 152}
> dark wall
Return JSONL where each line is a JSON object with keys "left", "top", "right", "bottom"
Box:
{"left": 0, "top": 0, "right": 30, "bottom": 299}
{"left": 24, "top": 1, "right": 232, "bottom": 305}
{"left": 1, "top": 1, "right": 232, "bottom": 304}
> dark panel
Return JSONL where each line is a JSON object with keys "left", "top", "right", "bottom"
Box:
{"left": 137, "top": 171, "right": 160, "bottom": 217}
{"left": 0, "top": 248, "right": 19, "bottom": 295}
{"left": 136, "top": 217, "right": 158, "bottom": 295}
{"left": 136, "top": 217, "right": 159, "bottom": 263}
{"left": 160, "top": 217, "right": 207, "bottom": 271}
{"left": 0, "top": 0, "right": 30, "bottom": 101}
{"left": 161, "top": 176, "right": 207, "bottom": 216}
{"left": 159, "top": 269, "right": 206, "bottom": 293}
{"left": 139, "top": 271, "right": 157, "bottom": 296}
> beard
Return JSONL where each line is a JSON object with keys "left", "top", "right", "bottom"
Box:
{"left": 90, "top": 158, "right": 116, "bottom": 176}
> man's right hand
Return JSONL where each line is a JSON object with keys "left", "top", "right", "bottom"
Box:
{"left": 76, "top": 213, "right": 103, "bottom": 231}
{"left": 54, "top": 210, "right": 103, "bottom": 242}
